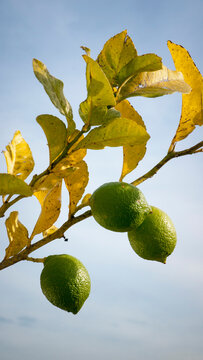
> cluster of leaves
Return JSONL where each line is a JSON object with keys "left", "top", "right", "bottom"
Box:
{"left": 0, "top": 30, "right": 202, "bottom": 269}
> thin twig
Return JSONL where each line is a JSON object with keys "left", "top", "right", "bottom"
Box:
{"left": 131, "top": 141, "right": 203, "bottom": 186}
{"left": 26, "top": 256, "right": 45, "bottom": 263}
{"left": 0, "top": 209, "right": 92, "bottom": 271}
{"left": 0, "top": 195, "right": 24, "bottom": 218}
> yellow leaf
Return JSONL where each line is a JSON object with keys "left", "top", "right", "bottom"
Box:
{"left": 43, "top": 225, "right": 58, "bottom": 237}
{"left": 33, "top": 173, "right": 61, "bottom": 192}
{"left": 33, "top": 59, "right": 75, "bottom": 134}
{"left": 67, "top": 130, "right": 87, "bottom": 164}
{"left": 0, "top": 173, "right": 33, "bottom": 196}
{"left": 33, "top": 166, "right": 76, "bottom": 192}
{"left": 31, "top": 181, "right": 62, "bottom": 239}
{"left": 75, "top": 117, "right": 150, "bottom": 150}
{"left": 5, "top": 211, "right": 29, "bottom": 259}
{"left": 83, "top": 55, "right": 116, "bottom": 107}
{"left": 3, "top": 130, "right": 34, "bottom": 180}
{"left": 64, "top": 161, "right": 89, "bottom": 217}
{"left": 81, "top": 193, "right": 92, "bottom": 206}
{"left": 36, "top": 115, "right": 67, "bottom": 164}
{"left": 167, "top": 41, "right": 203, "bottom": 147}
{"left": 117, "top": 53, "right": 162, "bottom": 86}
{"left": 115, "top": 100, "right": 148, "bottom": 180}
{"left": 79, "top": 97, "right": 108, "bottom": 125}
{"left": 97, "top": 30, "right": 137, "bottom": 86}
{"left": 118, "top": 65, "right": 191, "bottom": 100}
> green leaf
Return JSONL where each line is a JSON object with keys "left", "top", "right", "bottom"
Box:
{"left": 0, "top": 174, "right": 33, "bottom": 196}
{"left": 118, "top": 65, "right": 191, "bottom": 101}
{"left": 33, "top": 59, "right": 75, "bottom": 134}
{"left": 117, "top": 53, "right": 162, "bottom": 86}
{"left": 36, "top": 115, "right": 67, "bottom": 164}
{"left": 75, "top": 117, "right": 150, "bottom": 150}
{"left": 83, "top": 55, "right": 116, "bottom": 107}
{"left": 97, "top": 30, "right": 137, "bottom": 86}
{"left": 79, "top": 98, "right": 120, "bottom": 126}
{"left": 79, "top": 98, "right": 107, "bottom": 125}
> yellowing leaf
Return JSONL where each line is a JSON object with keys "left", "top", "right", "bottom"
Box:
{"left": 117, "top": 53, "right": 162, "bottom": 86}
{"left": 167, "top": 41, "right": 203, "bottom": 147}
{"left": 33, "top": 59, "right": 75, "bottom": 134}
{"left": 31, "top": 181, "right": 62, "bottom": 239}
{"left": 3, "top": 130, "right": 34, "bottom": 180}
{"left": 36, "top": 115, "right": 67, "bottom": 164}
{"left": 115, "top": 100, "right": 148, "bottom": 180}
{"left": 97, "top": 30, "right": 137, "bottom": 86}
{"left": 118, "top": 65, "right": 191, "bottom": 101}
{"left": 64, "top": 161, "right": 89, "bottom": 217}
{"left": 66, "top": 130, "right": 87, "bottom": 163}
{"left": 5, "top": 211, "right": 29, "bottom": 259}
{"left": 79, "top": 98, "right": 107, "bottom": 125}
{"left": 0, "top": 173, "right": 33, "bottom": 196}
{"left": 33, "top": 173, "right": 61, "bottom": 192}
{"left": 83, "top": 55, "right": 116, "bottom": 107}
{"left": 75, "top": 117, "right": 150, "bottom": 150}
{"left": 81, "top": 193, "right": 91, "bottom": 206}
{"left": 81, "top": 46, "right": 91, "bottom": 56}
{"left": 43, "top": 225, "right": 58, "bottom": 237}
{"left": 115, "top": 100, "right": 145, "bottom": 127}
{"left": 79, "top": 55, "right": 116, "bottom": 126}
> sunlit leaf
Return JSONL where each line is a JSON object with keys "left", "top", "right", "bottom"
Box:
{"left": 36, "top": 115, "right": 67, "bottom": 164}
{"left": 167, "top": 41, "right": 203, "bottom": 148}
{"left": 33, "top": 59, "right": 75, "bottom": 134}
{"left": 5, "top": 211, "right": 29, "bottom": 259}
{"left": 0, "top": 173, "right": 33, "bottom": 196}
{"left": 117, "top": 53, "right": 162, "bottom": 86}
{"left": 79, "top": 55, "right": 116, "bottom": 126}
{"left": 81, "top": 193, "right": 91, "bottom": 206}
{"left": 66, "top": 130, "right": 87, "bottom": 163}
{"left": 3, "top": 130, "right": 34, "bottom": 180}
{"left": 79, "top": 98, "right": 107, "bottom": 125}
{"left": 64, "top": 161, "right": 89, "bottom": 217}
{"left": 83, "top": 55, "right": 116, "bottom": 107}
{"left": 115, "top": 100, "right": 148, "bottom": 180}
{"left": 81, "top": 46, "right": 91, "bottom": 56}
{"left": 79, "top": 98, "right": 120, "bottom": 126}
{"left": 118, "top": 65, "right": 191, "bottom": 101}
{"left": 43, "top": 225, "right": 58, "bottom": 237}
{"left": 31, "top": 181, "right": 62, "bottom": 239}
{"left": 33, "top": 166, "right": 76, "bottom": 192}
{"left": 75, "top": 117, "right": 150, "bottom": 150}
{"left": 97, "top": 30, "right": 137, "bottom": 86}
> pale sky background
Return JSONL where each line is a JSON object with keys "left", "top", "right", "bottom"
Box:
{"left": 0, "top": 0, "right": 203, "bottom": 359}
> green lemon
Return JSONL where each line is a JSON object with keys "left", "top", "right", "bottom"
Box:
{"left": 90, "top": 182, "right": 151, "bottom": 232}
{"left": 128, "top": 206, "right": 177, "bottom": 263}
{"left": 40, "top": 254, "right": 91, "bottom": 314}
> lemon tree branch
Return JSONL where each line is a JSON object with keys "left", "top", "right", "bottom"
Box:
{"left": 131, "top": 141, "right": 203, "bottom": 186}
{"left": 0, "top": 209, "right": 92, "bottom": 271}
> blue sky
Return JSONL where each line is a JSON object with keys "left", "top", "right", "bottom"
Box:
{"left": 0, "top": 0, "right": 203, "bottom": 359}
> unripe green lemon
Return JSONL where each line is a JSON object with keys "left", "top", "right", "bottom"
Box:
{"left": 128, "top": 206, "right": 177, "bottom": 263}
{"left": 40, "top": 254, "right": 91, "bottom": 314}
{"left": 90, "top": 182, "right": 151, "bottom": 232}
